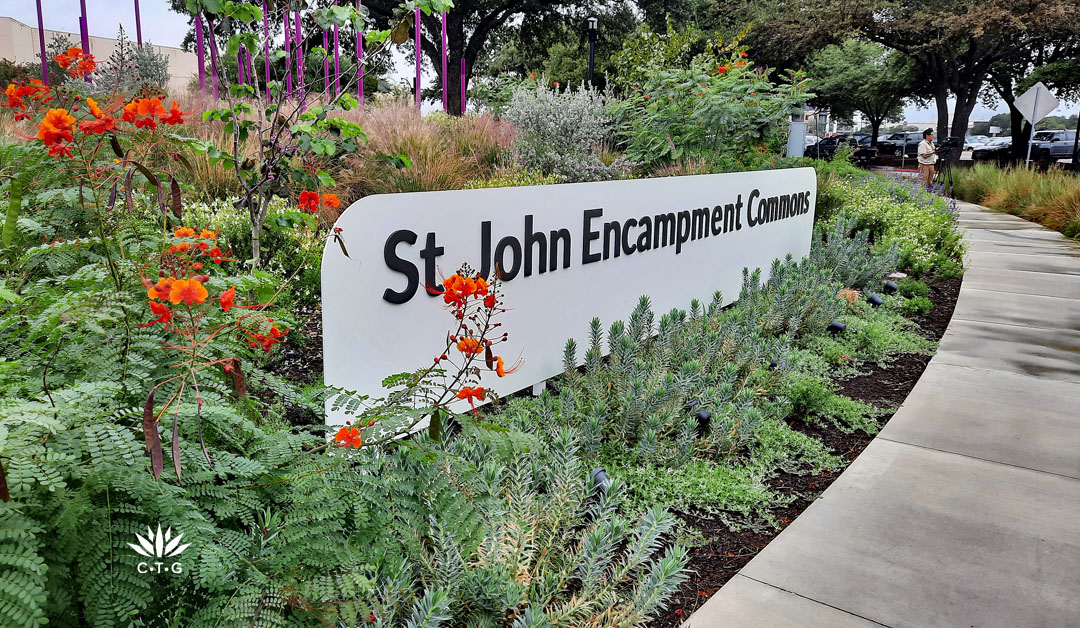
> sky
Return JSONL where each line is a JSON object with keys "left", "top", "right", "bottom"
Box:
{"left": 4, "top": 1, "right": 1077, "bottom": 122}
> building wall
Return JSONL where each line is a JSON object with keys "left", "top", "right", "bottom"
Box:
{"left": 0, "top": 16, "right": 198, "bottom": 95}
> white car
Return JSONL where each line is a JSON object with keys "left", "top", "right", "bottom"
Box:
{"left": 964, "top": 135, "right": 991, "bottom": 150}
{"left": 805, "top": 134, "right": 820, "bottom": 146}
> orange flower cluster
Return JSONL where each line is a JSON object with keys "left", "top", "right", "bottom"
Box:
{"left": 718, "top": 65, "right": 728, "bottom": 74}
{"left": 298, "top": 191, "right": 340, "bottom": 213}
{"left": 78, "top": 97, "right": 117, "bottom": 136}
{"left": 441, "top": 273, "right": 489, "bottom": 308}
{"left": 37, "top": 108, "right": 76, "bottom": 158}
{"left": 55, "top": 48, "right": 96, "bottom": 78}
{"left": 138, "top": 227, "right": 234, "bottom": 329}
{"left": 122, "top": 97, "right": 187, "bottom": 130}
{"left": 3, "top": 80, "right": 50, "bottom": 119}
{"left": 243, "top": 323, "right": 287, "bottom": 352}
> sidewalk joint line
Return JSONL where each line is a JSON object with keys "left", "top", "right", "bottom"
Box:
{"left": 735, "top": 575, "right": 895, "bottom": 628}
{"left": 875, "top": 438, "right": 1080, "bottom": 482}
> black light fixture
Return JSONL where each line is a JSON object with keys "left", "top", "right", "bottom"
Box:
{"left": 769, "top": 358, "right": 779, "bottom": 370}
{"left": 587, "top": 17, "right": 599, "bottom": 85}
{"left": 883, "top": 280, "right": 899, "bottom": 295}
{"left": 694, "top": 409, "right": 713, "bottom": 437}
{"left": 827, "top": 320, "right": 846, "bottom": 335}
{"left": 867, "top": 293, "right": 884, "bottom": 307}
{"left": 589, "top": 468, "right": 611, "bottom": 496}
{"left": 684, "top": 399, "right": 701, "bottom": 413}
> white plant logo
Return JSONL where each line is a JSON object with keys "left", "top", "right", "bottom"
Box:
{"left": 129, "top": 524, "right": 189, "bottom": 574}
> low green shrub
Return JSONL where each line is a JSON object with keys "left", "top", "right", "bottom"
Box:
{"left": 900, "top": 296, "right": 934, "bottom": 317}
{"left": 898, "top": 279, "right": 929, "bottom": 298}
{"left": 955, "top": 163, "right": 1080, "bottom": 238}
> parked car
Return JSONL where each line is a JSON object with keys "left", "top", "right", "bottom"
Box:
{"left": 806, "top": 134, "right": 878, "bottom": 164}
{"left": 972, "top": 137, "right": 1013, "bottom": 162}
{"left": 964, "top": 135, "right": 991, "bottom": 150}
{"left": 1031, "top": 130, "right": 1078, "bottom": 160}
{"left": 878, "top": 131, "right": 923, "bottom": 157}
{"left": 805, "top": 134, "right": 820, "bottom": 146}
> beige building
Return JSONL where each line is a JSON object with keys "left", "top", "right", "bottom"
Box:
{"left": 0, "top": 15, "right": 199, "bottom": 95}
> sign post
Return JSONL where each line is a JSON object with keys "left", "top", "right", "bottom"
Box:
{"left": 1014, "top": 82, "right": 1059, "bottom": 166}
{"left": 322, "top": 169, "right": 818, "bottom": 424}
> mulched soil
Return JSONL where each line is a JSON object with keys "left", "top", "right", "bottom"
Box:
{"left": 652, "top": 274, "right": 962, "bottom": 628}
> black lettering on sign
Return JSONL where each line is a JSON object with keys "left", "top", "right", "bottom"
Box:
{"left": 383, "top": 229, "right": 419, "bottom": 304}
{"left": 582, "top": 208, "right": 603, "bottom": 264}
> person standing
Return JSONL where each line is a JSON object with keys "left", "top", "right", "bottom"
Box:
{"left": 918, "top": 128, "right": 937, "bottom": 189}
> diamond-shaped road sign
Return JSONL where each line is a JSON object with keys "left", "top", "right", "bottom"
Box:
{"left": 1014, "top": 82, "right": 1059, "bottom": 126}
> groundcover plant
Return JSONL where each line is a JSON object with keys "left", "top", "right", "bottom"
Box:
{"left": 0, "top": 5, "right": 964, "bottom": 626}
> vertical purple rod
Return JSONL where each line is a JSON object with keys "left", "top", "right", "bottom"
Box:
{"left": 238, "top": 51, "right": 246, "bottom": 85}
{"left": 295, "top": 10, "right": 305, "bottom": 103}
{"left": 206, "top": 15, "right": 221, "bottom": 99}
{"left": 460, "top": 58, "right": 466, "bottom": 113}
{"left": 323, "top": 29, "right": 330, "bottom": 97}
{"left": 134, "top": 0, "right": 143, "bottom": 46}
{"left": 356, "top": 0, "right": 364, "bottom": 109}
{"left": 263, "top": 1, "right": 270, "bottom": 101}
{"left": 284, "top": 10, "right": 292, "bottom": 96}
{"left": 195, "top": 16, "right": 205, "bottom": 90}
{"left": 78, "top": 1, "right": 90, "bottom": 52}
{"left": 333, "top": 24, "right": 340, "bottom": 96}
{"left": 414, "top": 7, "right": 421, "bottom": 111}
{"left": 35, "top": 0, "right": 48, "bottom": 85}
{"left": 441, "top": 12, "right": 447, "bottom": 112}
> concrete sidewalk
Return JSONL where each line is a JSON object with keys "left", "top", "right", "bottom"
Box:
{"left": 685, "top": 202, "right": 1080, "bottom": 628}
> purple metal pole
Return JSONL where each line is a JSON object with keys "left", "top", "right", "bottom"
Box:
{"left": 78, "top": 1, "right": 90, "bottom": 52}
{"left": 284, "top": 11, "right": 292, "bottom": 96}
{"left": 263, "top": 1, "right": 270, "bottom": 101}
{"left": 356, "top": 0, "right": 364, "bottom": 109}
{"left": 134, "top": 0, "right": 143, "bottom": 46}
{"left": 333, "top": 24, "right": 340, "bottom": 96}
{"left": 441, "top": 12, "right": 448, "bottom": 112}
{"left": 414, "top": 8, "right": 421, "bottom": 111}
{"left": 35, "top": 0, "right": 48, "bottom": 85}
{"left": 238, "top": 51, "right": 246, "bottom": 85}
{"left": 196, "top": 16, "right": 205, "bottom": 90}
{"left": 295, "top": 10, "right": 305, "bottom": 102}
{"left": 460, "top": 58, "right": 466, "bottom": 113}
{"left": 323, "top": 29, "right": 330, "bottom": 97}
{"left": 206, "top": 15, "right": 220, "bottom": 99}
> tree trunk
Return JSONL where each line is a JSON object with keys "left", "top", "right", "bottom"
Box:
{"left": 934, "top": 87, "right": 950, "bottom": 143}
{"left": 869, "top": 118, "right": 882, "bottom": 148}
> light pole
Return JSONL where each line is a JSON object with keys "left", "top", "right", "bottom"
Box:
{"left": 587, "top": 17, "right": 598, "bottom": 85}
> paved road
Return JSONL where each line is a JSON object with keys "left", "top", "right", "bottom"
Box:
{"left": 685, "top": 202, "right": 1080, "bottom": 628}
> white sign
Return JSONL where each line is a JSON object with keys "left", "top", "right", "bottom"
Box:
{"left": 322, "top": 169, "right": 817, "bottom": 424}
{"left": 1015, "top": 82, "right": 1058, "bottom": 126}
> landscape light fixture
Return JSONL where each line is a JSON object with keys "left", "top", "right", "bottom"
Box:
{"left": 769, "top": 358, "right": 779, "bottom": 370}
{"left": 587, "top": 17, "right": 599, "bottom": 85}
{"left": 827, "top": 320, "right": 847, "bottom": 335}
{"left": 695, "top": 409, "right": 713, "bottom": 437}
{"left": 867, "top": 294, "right": 884, "bottom": 308}
{"left": 684, "top": 399, "right": 701, "bottom": 413}
{"left": 883, "top": 280, "right": 899, "bottom": 295}
{"left": 589, "top": 468, "right": 611, "bottom": 496}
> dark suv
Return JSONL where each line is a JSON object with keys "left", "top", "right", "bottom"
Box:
{"left": 878, "top": 132, "right": 923, "bottom": 157}
{"left": 806, "top": 134, "right": 878, "bottom": 164}
{"left": 1031, "top": 130, "right": 1078, "bottom": 160}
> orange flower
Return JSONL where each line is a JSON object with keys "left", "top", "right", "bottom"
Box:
{"left": 484, "top": 293, "right": 496, "bottom": 309}
{"left": 78, "top": 116, "right": 116, "bottom": 135}
{"left": 55, "top": 53, "right": 72, "bottom": 69}
{"left": 146, "top": 276, "right": 174, "bottom": 300}
{"left": 456, "top": 386, "right": 486, "bottom": 409}
{"left": 168, "top": 242, "right": 191, "bottom": 254}
{"left": 718, "top": 65, "right": 728, "bottom": 73}
{"left": 740, "top": 51, "right": 748, "bottom": 58}
{"left": 334, "top": 425, "right": 363, "bottom": 448}
{"left": 553, "top": 81, "right": 560, "bottom": 87}
{"left": 474, "top": 276, "right": 489, "bottom": 296}
{"left": 321, "top": 193, "right": 340, "bottom": 208}
{"left": 298, "top": 190, "right": 320, "bottom": 212}
{"left": 86, "top": 97, "right": 104, "bottom": 119}
{"left": 168, "top": 278, "right": 209, "bottom": 306}
{"left": 736, "top": 60, "right": 745, "bottom": 67}
{"left": 174, "top": 227, "right": 196, "bottom": 237}
{"left": 161, "top": 100, "right": 186, "bottom": 125}
{"left": 74, "top": 56, "right": 96, "bottom": 78}
{"left": 137, "top": 301, "right": 172, "bottom": 328}
{"left": 37, "top": 108, "right": 75, "bottom": 143}
{"left": 495, "top": 356, "right": 506, "bottom": 377}
{"left": 456, "top": 337, "right": 482, "bottom": 355}
{"left": 122, "top": 101, "right": 138, "bottom": 122}
{"left": 219, "top": 286, "right": 236, "bottom": 312}
{"left": 198, "top": 229, "right": 217, "bottom": 239}
{"left": 137, "top": 97, "right": 165, "bottom": 118}
{"left": 529, "top": 72, "right": 537, "bottom": 79}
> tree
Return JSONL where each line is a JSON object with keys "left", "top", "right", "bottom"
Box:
{"left": 745, "top": 0, "right": 1080, "bottom": 162}
{"left": 807, "top": 40, "right": 917, "bottom": 147}
{"left": 362, "top": 0, "right": 612, "bottom": 114}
